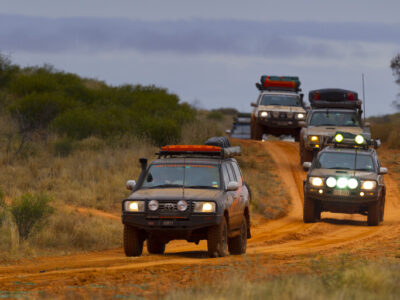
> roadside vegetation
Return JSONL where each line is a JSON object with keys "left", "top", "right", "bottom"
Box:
{"left": 369, "top": 112, "right": 400, "bottom": 149}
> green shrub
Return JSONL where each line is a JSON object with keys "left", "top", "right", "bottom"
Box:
{"left": 53, "top": 137, "right": 74, "bottom": 157}
{"left": 207, "top": 111, "right": 224, "bottom": 121}
{"left": 10, "top": 193, "right": 54, "bottom": 240}
{"left": 0, "top": 54, "right": 19, "bottom": 88}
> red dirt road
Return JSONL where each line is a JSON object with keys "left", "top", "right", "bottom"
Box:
{"left": 1, "top": 141, "right": 399, "bottom": 297}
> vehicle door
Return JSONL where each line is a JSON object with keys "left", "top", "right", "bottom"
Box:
{"left": 225, "top": 161, "right": 242, "bottom": 229}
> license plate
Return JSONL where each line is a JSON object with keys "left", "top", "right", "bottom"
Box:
{"left": 333, "top": 189, "right": 350, "bottom": 196}
{"left": 277, "top": 121, "right": 288, "bottom": 126}
{"left": 162, "top": 220, "right": 175, "bottom": 226}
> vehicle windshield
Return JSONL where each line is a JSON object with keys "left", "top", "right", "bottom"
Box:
{"left": 309, "top": 111, "right": 359, "bottom": 126}
{"left": 260, "top": 94, "right": 300, "bottom": 106}
{"left": 232, "top": 124, "right": 250, "bottom": 134}
{"left": 315, "top": 152, "right": 375, "bottom": 171}
{"left": 141, "top": 164, "right": 221, "bottom": 189}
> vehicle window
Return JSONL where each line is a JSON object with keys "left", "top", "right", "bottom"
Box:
{"left": 225, "top": 163, "right": 235, "bottom": 182}
{"left": 231, "top": 162, "right": 243, "bottom": 185}
{"left": 142, "top": 164, "right": 221, "bottom": 189}
{"left": 222, "top": 165, "right": 230, "bottom": 188}
{"left": 309, "top": 111, "right": 359, "bottom": 126}
{"left": 316, "top": 152, "right": 375, "bottom": 171}
{"left": 260, "top": 94, "right": 300, "bottom": 107}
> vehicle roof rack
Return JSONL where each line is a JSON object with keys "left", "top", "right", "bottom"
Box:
{"left": 327, "top": 131, "right": 380, "bottom": 150}
{"left": 157, "top": 145, "right": 241, "bottom": 159}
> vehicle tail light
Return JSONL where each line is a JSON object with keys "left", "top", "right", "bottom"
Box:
{"left": 347, "top": 93, "right": 355, "bottom": 101}
{"left": 313, "top": 92, "right": 321, "bottom": 100}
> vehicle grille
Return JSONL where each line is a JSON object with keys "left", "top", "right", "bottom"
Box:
{"left": 156, "top": 201, "right": 194, "bottom": 213}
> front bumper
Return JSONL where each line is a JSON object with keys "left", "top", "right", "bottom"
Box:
{"left": 256, "top": 117, "right": 305, "bottom": 129}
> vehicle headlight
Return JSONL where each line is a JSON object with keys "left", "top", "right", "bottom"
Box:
{"left": 124, "top": 200, "right": 145, "bottom": 212}
{"left": 309, "top": 136, "right": 319, "bottom": 143}
{"left": 348, "top": 178, "right": 358, "bottom": 189}
{"left": 177, "top": 200, "right": 188, "bottom": 211}
{"left": 296, "top": 113, "right": 305, "bottom": 119}
{"left": 309, "top": 177, "right": 323, "bottom": 187}
{"left": 355, "top": 135, "right": 365, "bottom": 145}
{"left": 337, "top": 177, "right": 348, "bottom": 189}
{"left": 326, "top": 177, "right": 337, "bottom": 188}
{"left": 193, "top": 202, "right": 216, "bottom": 213}
{"left": 148, "top": 200, "right": 159, "bottom": 211}
{"left": 260, "top": 111, "right": 268, "bottom": 118}
{"left": 361, "top": 181, "right": 376, "bottom": 190}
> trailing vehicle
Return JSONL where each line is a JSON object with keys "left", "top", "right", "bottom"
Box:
{"left": 122, "top": 137, "right": 251, "bottom": 258}
{"left": 250, "top": 75, "right": 307, "bottom": 141}
{"left": 300, "top": 88, "right": 371, "bottom": 164}
{"left": 226, "top": 113, "right": 251, "bottom": 139}
{"left": 302, "top": 132, "right": 387, "bottom": 226}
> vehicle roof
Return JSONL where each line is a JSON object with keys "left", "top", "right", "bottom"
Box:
{"left": 321, "top": 146, "right": 375, "bottom": 156}
{"left": 150, "top": 157, "right": 226, "bottom": 165}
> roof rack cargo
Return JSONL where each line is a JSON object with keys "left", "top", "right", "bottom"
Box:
{"left": 255, "top": 75, "right": 301, "bottom": 92}
{"left": 309, "top": 88, "right": 362, "bottom": 109}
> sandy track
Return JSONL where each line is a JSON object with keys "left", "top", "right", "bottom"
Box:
{"left": 1, "top": 141, "right": 399, "bottom": 295}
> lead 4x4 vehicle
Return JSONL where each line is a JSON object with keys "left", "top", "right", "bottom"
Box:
{"left": 122, "top": 138, "right": 251, "bottom": 257}
{"left": 300, "top": 88, "right": 371, "bottom": 164}
{"left": 251, "top": 75, "right": 307, "bottom": 141}
{"left": 303, "top": 132, "right": 387, "bottom": 226}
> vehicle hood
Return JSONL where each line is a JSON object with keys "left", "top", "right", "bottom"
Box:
{"left": 305, "top": 126, "right": 363, "bottom": 137}
{"left": 309, "top": 169, "right": 376, "bottom": 180}
{"left": 258, "top": 105, "right": 306, "bottom": 113}
{"left": 128, "top": 188, "right": 223, "bottom": 200}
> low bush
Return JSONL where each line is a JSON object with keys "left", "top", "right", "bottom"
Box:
{"left": 10, "top": 193, "right": 54, "bottom": 240}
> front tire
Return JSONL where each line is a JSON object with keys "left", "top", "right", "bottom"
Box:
{"left": 228, "top": 216, "right": 247, "bottom": 255}
{"left": 368, "top": 201, "right": 380, "bottom": 226}
{"left": 147, "top": 238, "right": 166, "bottom": 254}
{"left": 251, "top": 120, "right": 264, "bottom": 140}
{"left": 207, "top": 217, "right": 229, "bottom": 258}
{"left": 303, "top": 196, "right": 316, "bottom": 223}
{"left": 123, "top": 225, "right": 144, "bottom": 257}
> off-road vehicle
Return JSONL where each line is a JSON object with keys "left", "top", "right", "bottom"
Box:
{"left": 226, "top": 113, "right": 251, "bottom": 139}
{"left": 251, "top": 75, "right": 307, "bottom": 141}
{"left": 122, "top": 137, "right": 251, "bottom": 258}
{"left": 303, "top": 132, "right": 387, "bottom": 226}
{"left": 300, "top": 88, "right": 371, "bottom": 164}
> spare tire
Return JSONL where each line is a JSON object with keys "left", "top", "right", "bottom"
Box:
{"left": 205, "top": 136, "right": 231, "bottom": 148}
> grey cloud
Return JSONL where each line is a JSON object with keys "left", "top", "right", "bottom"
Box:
{"left": 0, "top": 14, "right": 399, "bottom": 58}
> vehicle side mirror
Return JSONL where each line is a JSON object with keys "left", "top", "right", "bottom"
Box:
{"left": 251, "top": 102, "right": 257, "bottom": 107}
{"left": 302, "top": 162, "right": 312, "bottom": 171}
{"left": 227, "top": 181, "right": 239, "bottom": 191}
{"left": 225, "top": 129, "right": 231, "bottom": 135}
{"left": 126, "top": 180, "right": 137, "bottom": 190}
{"left": 379, "top": 167, "right": 388, "bottom": 175}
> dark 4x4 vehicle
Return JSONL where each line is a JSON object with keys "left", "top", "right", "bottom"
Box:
{"left": 122, "top": 138, "right": 251, "bottom": 257}
{"left": 303, "top": 132, "right": 387, "bottom": 226}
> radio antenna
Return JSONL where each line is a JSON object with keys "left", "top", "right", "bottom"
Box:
{"left": 362, "top": 73, "right": 366, "bottom": 123}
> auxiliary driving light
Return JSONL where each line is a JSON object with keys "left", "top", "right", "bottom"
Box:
{"left": 336, "top": 177, "right": 348, "bottom": 189}
{"left": 355, "top": 135, "right": 365, "bottom": 145}
{"left": 348, "top": 178, "right": 358, "bottom": 189}
{"left": 148, "top": 200, "right": 159, "bottom": 211}
{"left": 177, "top": 200, "right": 188, "bottom": 211}
{"left": 335, "top": 134, "right": 344, "bottom": 143}
{"left": 326, "top": 177, "right": 337, "bottom": 188}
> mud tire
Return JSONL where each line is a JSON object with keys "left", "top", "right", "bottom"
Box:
{"left": 123, "top": 225, "right": 144, "bottom": 257}
{"left": 380, "top": 194, "right": 386, "bottom": 222}
{"left": 147, "top": 239, "right": 166, "bottom": 254}
{"left": 300, "top": 144, "right": 314, "bottom": 166}
{"left": 303, "top": 196, "right": 316, "bottom": 223}
{"left": 368, "top": 200, "right": 380, "bottom": 226}
{"left": 207, "top": 217, "right": 229, "bottom": 257}
{"left": 228, "top": 216, "right": 247, "bottom": 255}
{"left": 251, "top": 120, "right": 264, "bottom": 140}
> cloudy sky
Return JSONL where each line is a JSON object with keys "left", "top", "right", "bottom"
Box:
{"left": 1, "top": 0, "right": 400, "bottom": 116}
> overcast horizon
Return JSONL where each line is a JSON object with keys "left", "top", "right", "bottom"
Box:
{"left": 1, "top": 1, "right": 399, "bottom": 116}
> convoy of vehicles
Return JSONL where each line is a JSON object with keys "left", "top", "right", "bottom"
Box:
{"left": 122, "top": 79, "right": 388, "bottom": 258}
{"left": 250, "top": 76, "right": 307, "bottom": 141}
{"left": 302, "top": 132, "right": 386, "bottom": 225}
{"left": 122, "top": 137, "right": 251, "bottom": 258}
{"left": 299, "top": 88, "right": 371, "bottom": 164}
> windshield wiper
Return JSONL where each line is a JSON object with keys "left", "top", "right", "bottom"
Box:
{"left": 185, "top": 185, "right": 219, "bottom": 189}
{"left": 327, "top": 167, "right": 351, "bottom": 170}
{"left": 148, "top": 184, "right": 183, "bottom": 189}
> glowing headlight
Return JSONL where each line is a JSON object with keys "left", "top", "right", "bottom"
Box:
{"left": 193, "top": 202, "right": 216, "bottom": 213}
{"left": 310, "top": 136, "right": 319, "bottom": 142}
{"left": 177, "top": 200, "right": 188, "bottom": 211}
{"left": 260, "top": 111, "right": 268, "bottom": 118}
{"left": 336, "top": 177, "right": 348, "bottom": 189}
{"left": 326, "top": 177, "right": 337, "bottom": 188}
{"left": 355, "top": 135, "right": 365, "bottom": 145}
{"left": 361, "top": 181, "right": 376, "bottom": 190}
{"left": 348, "top": 178, "right": 359, "bottom": 189}
{"left": 296, "top": 113, "right": 305, "bottom": 119}
{"left": 335, "top": 134, "right": 344, "bottom": 143}
{"left": 124, "top": 201, "right": 145, "bottom": 212}
{"left": 310, "top": 177, "right": 323, "bottom": 187}
{"left": 148, "top": 200, "right": 159, "bottom": 211}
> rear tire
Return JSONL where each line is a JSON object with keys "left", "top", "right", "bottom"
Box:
{"left": 368, "top": 201, "right": 380, "bottom": 226}
{"left": 147, "top": 238, "right": 166, "bottom": 254}
{"left": 251, "top": 120, "right": 264, "bottom": 140}
{"left": 207, "top": 217, "right": 229, "bottom": 258}
{"left": 228, "top": 216, "right": 247, "bottom": 255}
{"left": 303, "top": 196, "right": 316, "bottom": 223}
{"left": 123, "top": 225, "right": 144, "bottom": 257}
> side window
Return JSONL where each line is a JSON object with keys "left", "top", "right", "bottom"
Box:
{"left": 231, "top": 162, "right": 243, "bottom": 185}
{"left": 221, "top": 164, "right": 230, "bottom": 188}
{"left": 225, "top": 163, "right": 235, "bottom": 183}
